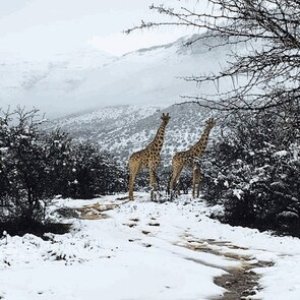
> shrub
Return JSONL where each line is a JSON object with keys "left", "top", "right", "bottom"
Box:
{"left": 202, "top": 110, "right": 300, "bottom": 236}
{"left": 0, "top": 108, "right": 127, "bottom": 235}
{"left": 70, "top": 144, "right": 127, "bottom": 199}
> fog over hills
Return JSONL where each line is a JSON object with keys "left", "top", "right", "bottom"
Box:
{"left": 43, "top": 33, "right": 249, "bottom": 162}
{"left": 3, "top": 32, "right": 249, "bottom": 162}
{"left": 0, "top": 33, "right": 245, "bottom": 118}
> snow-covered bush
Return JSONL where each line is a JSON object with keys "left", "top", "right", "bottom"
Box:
{"left": 0, "top": 109, "right": 127, "bottom": 235}
{"left": 44, "top": 129, "right": 75, "bottom": 198}
{"left": 69, "top": 144, "right": 127, "bottom": 199}
{"left": 177, "top": 169, "right": 192, "bottom": 194}
{"left": 202, "top": 110, "right": 300, "bottom": 236}
{"left": 0, "top": 109, "right": 50, "bottom": 223}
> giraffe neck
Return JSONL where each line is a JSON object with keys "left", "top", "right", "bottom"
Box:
{"left": 148, "top": 122, "right": 167, "bottom": 152}
{"left": 189, "top": 126, "right": 213, "bottom": 158}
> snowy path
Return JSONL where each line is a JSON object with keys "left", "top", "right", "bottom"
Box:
{"left": 1, "top": 193, "right": 300, "bottom": 299}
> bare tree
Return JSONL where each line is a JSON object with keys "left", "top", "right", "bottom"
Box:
{"left": 127, "top": 0, "right": 300, "bottom": 115}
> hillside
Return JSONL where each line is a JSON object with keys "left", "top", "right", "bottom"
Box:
{"left": 0, "top": 33, "right": 247, "bottom": 117}
{"left": 0, "top": 49, "right": 114, "bottom": 117}
{"left": 50, "top": 102, "right": 217, "bottom": 164}
{"left": 40, "top": 33, "right": 252, "bottom": 163}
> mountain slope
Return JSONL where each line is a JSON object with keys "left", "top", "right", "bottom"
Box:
{"left": 0, "top": 33, "right": 247, "bottom": 117}
{"left": 0, "top": 49, "right": 114, "bottom": 117}
{"left": 51, "top": 103, "right": 217, "bottom": 164}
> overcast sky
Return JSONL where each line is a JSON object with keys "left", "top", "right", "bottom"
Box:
{"left": 0, "top": 0, "right": 203, "bottom": 58}
{"left": 0, "top": 0, "right": 211, "bottom": 117}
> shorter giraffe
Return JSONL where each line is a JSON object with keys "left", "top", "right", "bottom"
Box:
{"left": 192, "top": 162, "right": 203, "bottom": 198}
{"left": 128, "top": 113, "right": 170, "bottom": 201}
{"left": 169, "top": 118, "right": 216, "bottom": 199}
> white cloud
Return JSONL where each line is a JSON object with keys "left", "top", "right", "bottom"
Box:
{"left": 0, "top": 0, "right": 211, "bottom": 116}
{"left": 0, "top": 0, "right": 201, "bottom": 58}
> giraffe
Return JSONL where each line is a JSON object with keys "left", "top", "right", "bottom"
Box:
{"left": 168, "top": 118, "right": 216, "bottom": 198}
{"left": 192, "top": 162, "right": 203, "bottom": 199}
{"left": 128, "top": 113, "right": 170, "bottom": 201}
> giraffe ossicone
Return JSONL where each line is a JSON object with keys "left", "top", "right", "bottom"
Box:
{"left": 128, "top": 113, "right": 171, "bottom": 201}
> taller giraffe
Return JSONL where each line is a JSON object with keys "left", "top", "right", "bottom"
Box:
{"left": 128, "top": 113, "right": 170, "bottom": 201}
{"left": 169, "top": 118, "right": 216, "bottom": 198}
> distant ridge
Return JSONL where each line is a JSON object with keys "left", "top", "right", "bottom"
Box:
{"left": 0, "top": 31, "right": 248, "bottom": 118}
{"left": 51, "top": 103, "right": 217, "bottom": 164}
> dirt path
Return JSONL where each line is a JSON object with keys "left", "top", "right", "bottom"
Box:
{"left": 62, "top": 199, "right": 274, "bottom": 299}
{"left": 58, "top": 199, "right": 131, "bottom": 220}
{"left": 180, "top": 236, "right": 273, "bottom": 300}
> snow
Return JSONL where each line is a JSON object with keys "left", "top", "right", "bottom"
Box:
{"left": 233, "top": 188, "right": 243, "bottom": 200}
{"left": 273, "top": 150, "right": 288, "bottom": 158}
{"left": 1, "top": 192, "right": 300, "bottom": 299}
{"left": 0, "top": 33, "right": 250, "bottom": 118}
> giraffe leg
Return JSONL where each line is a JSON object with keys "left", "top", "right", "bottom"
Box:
{"left": 169, "top": 164, "right": 183, "bottom": 200}
{"left": 192, "top": 170, "right": 198, "bottom": 199}
{"left": 192, "top": 177, "right": 196, "bottom": 199}
{"left": 168, "top": 170, "right": 176, "bottom": 196}
{"left": 169, "top": 166, "right": 178, "bottom": 193}
{"left": 128, "top": 160, "right": 141, "bottom": 201}
{"left": 174, "top": 171, "right": 182, "bottom": 196}
{"left": 149, "top": 165, "right": 158, "bottom": 201}
{"left": 197, "top": 171, "right": 203, "bottom": 198}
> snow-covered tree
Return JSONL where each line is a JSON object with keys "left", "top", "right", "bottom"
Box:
{"left": 0, "top": 108, "right": 48, "bottom": 222}
{"left": 70, "top": 144, "right": 126, "bottom": 199}
{"left": 0, "top": 108, "right": 127, "bottom": 229}
{"left": 44, "top": 129, "right": 75, "bottom": 198}
{"left": 128, "top": 0, "right": 300, "bottom": 116}
{"left": 202, "top": 108, "right": 300, "bottom": 236}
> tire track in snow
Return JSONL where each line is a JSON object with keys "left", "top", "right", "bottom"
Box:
{"left": 178, "top": 235, "right": 273, "bottom": 300}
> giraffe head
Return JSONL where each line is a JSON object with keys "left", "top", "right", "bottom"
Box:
{"left": 205, "top": 117, "right": 216, "bottom": 129}
{"left": 161, "top": 113, "right": 171, "bottom": 125}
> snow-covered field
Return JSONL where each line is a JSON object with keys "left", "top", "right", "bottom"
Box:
{"left": 1, "top": 192, "right": 300, "bottom": 300}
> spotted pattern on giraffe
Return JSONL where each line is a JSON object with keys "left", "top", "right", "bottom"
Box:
{"left": 128, "top": 113, "right": 171, "bottom": 201}
{"left": 169, "top": 118, "right": 216, "bottom": 197}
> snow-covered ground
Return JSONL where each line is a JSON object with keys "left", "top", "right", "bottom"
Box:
{"left": 1, "top": 192, "right": 300, "bottom": 300}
